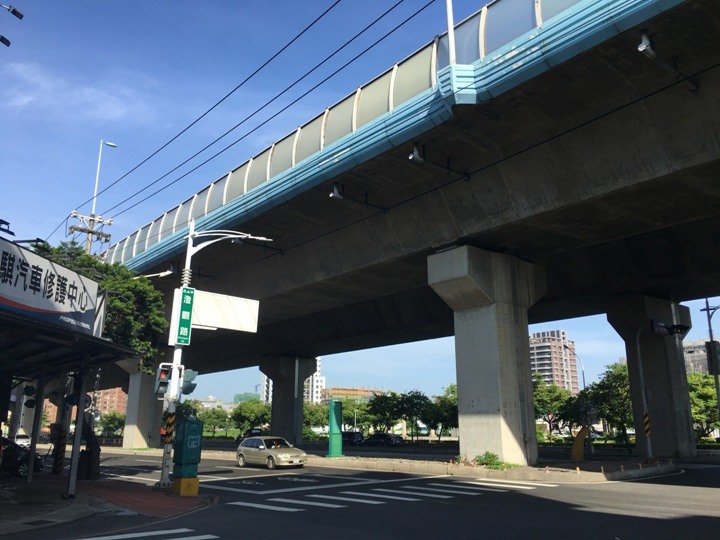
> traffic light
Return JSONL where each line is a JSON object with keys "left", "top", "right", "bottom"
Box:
{"left": 706, "top": 341, "right": 719, "bottom": 375}
{"left": 181, "top": 369, "right": 198, "bottom": 395}
{"left": 155, "top": 363, "right": 173, "bottom": 397}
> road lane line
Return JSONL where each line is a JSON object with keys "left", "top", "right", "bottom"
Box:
{"left": 268, "top": 498, "right": 346, "bottom": 508}
{"left": 81, "top": 529, "right": 194, "bottom": 539}
{"left": 411, "top": 485, "right": 485, "bottom": 495}
{"left": 342, "top": 490, "right": 421, "bottom": 501}
{"left": 226, "top": 501, "right": 304, "bottom": 512}
{"left": 430, "top": 482, "right": 508, "bottom": 493}
{"left": 374, "top": 488, "right": 452, "bottom": 499}
{"left": 456, "top": 478, "right": 557, "bottom": 488}
{"left": 308, "top": 494, "right": 385, "bottom": 505}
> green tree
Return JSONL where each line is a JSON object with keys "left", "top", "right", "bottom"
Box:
{"left": 231, "top": 399, "right": 271, "bottom": 432}
{"left": 589, "top": 363, "right": 633, "bottom": 442}
{"left": 101, "top": 411, "right": 125, "bottom": 436}
{"left": 557, "top": 388, "right": 595, "bottom": 434}
{"left": 425, "top": 384, "right": 458, "bottom": 441}
{"left": 303, "top": 402, "right": 329, "bottom": 431}
{"left": 198, "top": 407, "right": 229, "bottom": 437}
{"left": 340, "top": 398, "right": 368, "bottom": 433}
{"left": 33, "top": 241, "right": 168, "bottom": 372}
{"left": 533, "top": 374, "right": 571, "bottom": 435}
{"left": 687, "top": 373, "right": 720, "bottom": 441}
{"left": 398, "top": 390, "right": 431, "bottom": 442}
{"left": 367, "top": 392, "right": 401, "bottom": 433}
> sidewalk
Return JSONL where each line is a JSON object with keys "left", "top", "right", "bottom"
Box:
{"left": 0, "top": 447, "right": 685, "bottom": 536}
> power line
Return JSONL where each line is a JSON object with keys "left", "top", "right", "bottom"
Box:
{"left": 101, "top": 0, "right": 410, "bottom": 218}
{"left": 46, "top": 0, "right": 344, "bottom": 241}
{"left": 106, "top": 0, "right": 435, "bottom": 223}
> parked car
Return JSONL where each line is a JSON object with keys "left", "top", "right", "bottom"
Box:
{"left": 363, "top": 433, "right": 404, "bottom": 447}
{"left": 13, "top": 434, "right": 31, "bottom": 448}
{"left": 236, "top": 436, "right": 307, "bottom": 469}
{"left": 234, "top": 427, "right": 265, "bottom": 444}
{"left": 341, "top": 431, "right": 364, "bottom": 445}
{"left": 0, "top": 437, "right": 43, "bottom": 477}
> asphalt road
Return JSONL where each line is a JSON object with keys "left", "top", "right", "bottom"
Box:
{"left": 19, "top": 453, "right": 720, "bottom": 540}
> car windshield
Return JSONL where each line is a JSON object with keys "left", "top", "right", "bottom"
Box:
{"left": 264, "top": 438, "right": 290, "bottom": 449}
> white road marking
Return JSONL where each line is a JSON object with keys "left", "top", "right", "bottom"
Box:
{"left": 308, "top": 494, "right": 385, "bottom": 505}
{"left": 374, "top": 488, "right": 452, "bottom": 499}
{"left": 411, "top": 485, "right": 485, "bottom": 495}
{"left": 81, "top": 529, "right": 196, "bottom": 539}
{"left": 456, "top": 478, "right": 557, "bottom": 488}
{"left": 342, "top": 490, "right": 421, "bottom": 502}
{"left": 432, "top": 482, "right": 509, "bottom": 493}
{"left": 268, "top": 497, "right": 346, "bottom": 508}
{"left": 226, "top": 501, "right": 304, "bottom": 512}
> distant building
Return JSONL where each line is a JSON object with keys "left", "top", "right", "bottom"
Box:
{"left": 234, "top": 393, "right": 260, "bottom": 403}
{"left": 683, "top": 341, "right": 709, "bottom": 374}
{"left": 93, "top": 387, "right": 128, "bottom": 415}
{"left": 322, "top": 387, "right": 381, "bottom": 403}
{"left": 198, "top": 395, "right": 224, "bottom": 409}
{"left": 529, "top": 330, "right": 579, "bottom": 394}
{"left": 261, "top": 357, "right": 325, "bottom": 404}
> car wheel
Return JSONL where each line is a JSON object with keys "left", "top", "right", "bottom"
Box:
{"left": 16, "top": 461, "right": 28, "bottom": 478}
{"left": 266, "top": 456, "right": 276, "bottom": 470}
{"left": 237, "top": 454, "right": 246, "bottom": 467}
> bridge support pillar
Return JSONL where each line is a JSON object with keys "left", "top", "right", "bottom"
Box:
{"left": 607, "top": 296, "right": 696, "bottom": 459}
{"left": 123, "top": 371, "right": 163, "bottom": 449}
{"left": 428, "top": 246, "right": 546, "bottom": 466}
{"left": 260, "top": 356, "right": 316, "bottom": 445}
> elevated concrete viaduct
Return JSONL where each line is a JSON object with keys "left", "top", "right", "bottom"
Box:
{"left": 112, "top": 0, "right": 720, "bottom": 464}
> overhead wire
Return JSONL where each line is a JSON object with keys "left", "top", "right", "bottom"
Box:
{"left": 45, "top": 0, "right": 344, "bottom": 241}
{"left": 100, "top": 0, "right": 411, "bottom": 218}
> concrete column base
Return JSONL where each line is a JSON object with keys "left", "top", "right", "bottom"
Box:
{"left": 260, "top": 356, "right": 317, "bottom": 444}
{"left": 607, "top": 296, "right": 696, "bottom": 459}
{"left": 428, "top": 246, "right": 546, "bottom": 466}
{"left": 123, "top": 371, "right": 163, "bottom": 449}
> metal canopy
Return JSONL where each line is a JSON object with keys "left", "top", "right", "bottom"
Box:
{"left": 0, "top": 310, "right": 138, "bottom": 381}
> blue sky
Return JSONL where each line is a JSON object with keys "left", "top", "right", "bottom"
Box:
{"left": 2, "top": 2, "right": 717, "bottom": 402}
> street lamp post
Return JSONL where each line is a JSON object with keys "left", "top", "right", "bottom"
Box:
{"left": 157, "top": 219, "right": 271, "bottom": 488}
{"left": 701, "top": 299, "right": 720, "bottom": 437}
{"left": 563, "top": 344, "right": 586, "bottom": 390}
{"left": 85, "top": 139, "right": 117, "bottom": 253}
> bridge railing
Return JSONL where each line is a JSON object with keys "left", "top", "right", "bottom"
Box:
{"left": 108, "top": 0, "right": 643, "bottom": 267}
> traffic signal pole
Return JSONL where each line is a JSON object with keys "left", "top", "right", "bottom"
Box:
{"left": 157, "top": 220, "right": 271, "bottom": 489}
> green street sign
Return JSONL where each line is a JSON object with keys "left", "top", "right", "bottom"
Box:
{"left": 175, "top": 287, "right": 195, "bottom": 346}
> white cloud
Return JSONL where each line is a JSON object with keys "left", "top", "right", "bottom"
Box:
{"left": 0, "top": 62, "right": 156, "bottom": 124}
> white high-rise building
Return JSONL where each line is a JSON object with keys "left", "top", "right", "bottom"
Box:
{"left": 260, "top": 357, "right": 325, "bottom": 403}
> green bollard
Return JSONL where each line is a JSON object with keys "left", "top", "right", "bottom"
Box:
{"left": 327, "top": 400, "right": 343, "bottom": 458}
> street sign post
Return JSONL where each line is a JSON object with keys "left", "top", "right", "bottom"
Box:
{"left": 175, "top": 287, "right": 195, "bottom": 346}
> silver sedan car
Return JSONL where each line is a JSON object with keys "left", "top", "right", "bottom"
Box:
{"left": 236, "top": 436, "right": 308, "bottom": 469}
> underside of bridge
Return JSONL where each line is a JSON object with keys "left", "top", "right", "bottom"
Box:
{"left": 133, "top": 0, "right": 720, "bottom": 376}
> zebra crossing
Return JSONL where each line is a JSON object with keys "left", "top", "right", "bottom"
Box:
{"left": 222, "top": 478, "right": 557, "bottom": 513}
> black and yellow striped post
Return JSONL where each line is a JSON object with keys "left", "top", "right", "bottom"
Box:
{"left": 163, "top": 413, "right": 176, "bottom": 445}
{"left": 643, "top": 413, "right": 651, "bottom": 438}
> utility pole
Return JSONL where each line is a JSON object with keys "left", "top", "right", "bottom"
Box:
{"left": 69, "top": 139, "right": 116, "bottom": 254}
{"left": 701, "top": 299, "right": 720, "bottom": 434}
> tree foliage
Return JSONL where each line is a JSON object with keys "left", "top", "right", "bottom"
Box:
{"left": 100, "top": 411, "right": 125, "bottom": 436}
{"left": 340, "top": 398, "right": 369, "bottom": 432}
{"left": 198, "top": 407, "right": 229, "bottom": 437}
{"left": 588, "top": 363, "right": 633, "bottom": 441}
{"left": 303, "top": 402, "right": 328, "bottom": 430}
{"left": 231, "top": 399, "right": 271, "bottom": 432}
{"left": 687, "top": 373, "right": 720, "bottom": 441}
{"left": 367, "top": 392, "right": 401, "bottom": 433}
{"left": 533, "top": 374, "right": 572, "bottom": 434}
{"left": 33, "top": 241, "right": 168, "bottom": 372}
{"left": 398, "top": 390, "right": 431, "bottom": 441}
